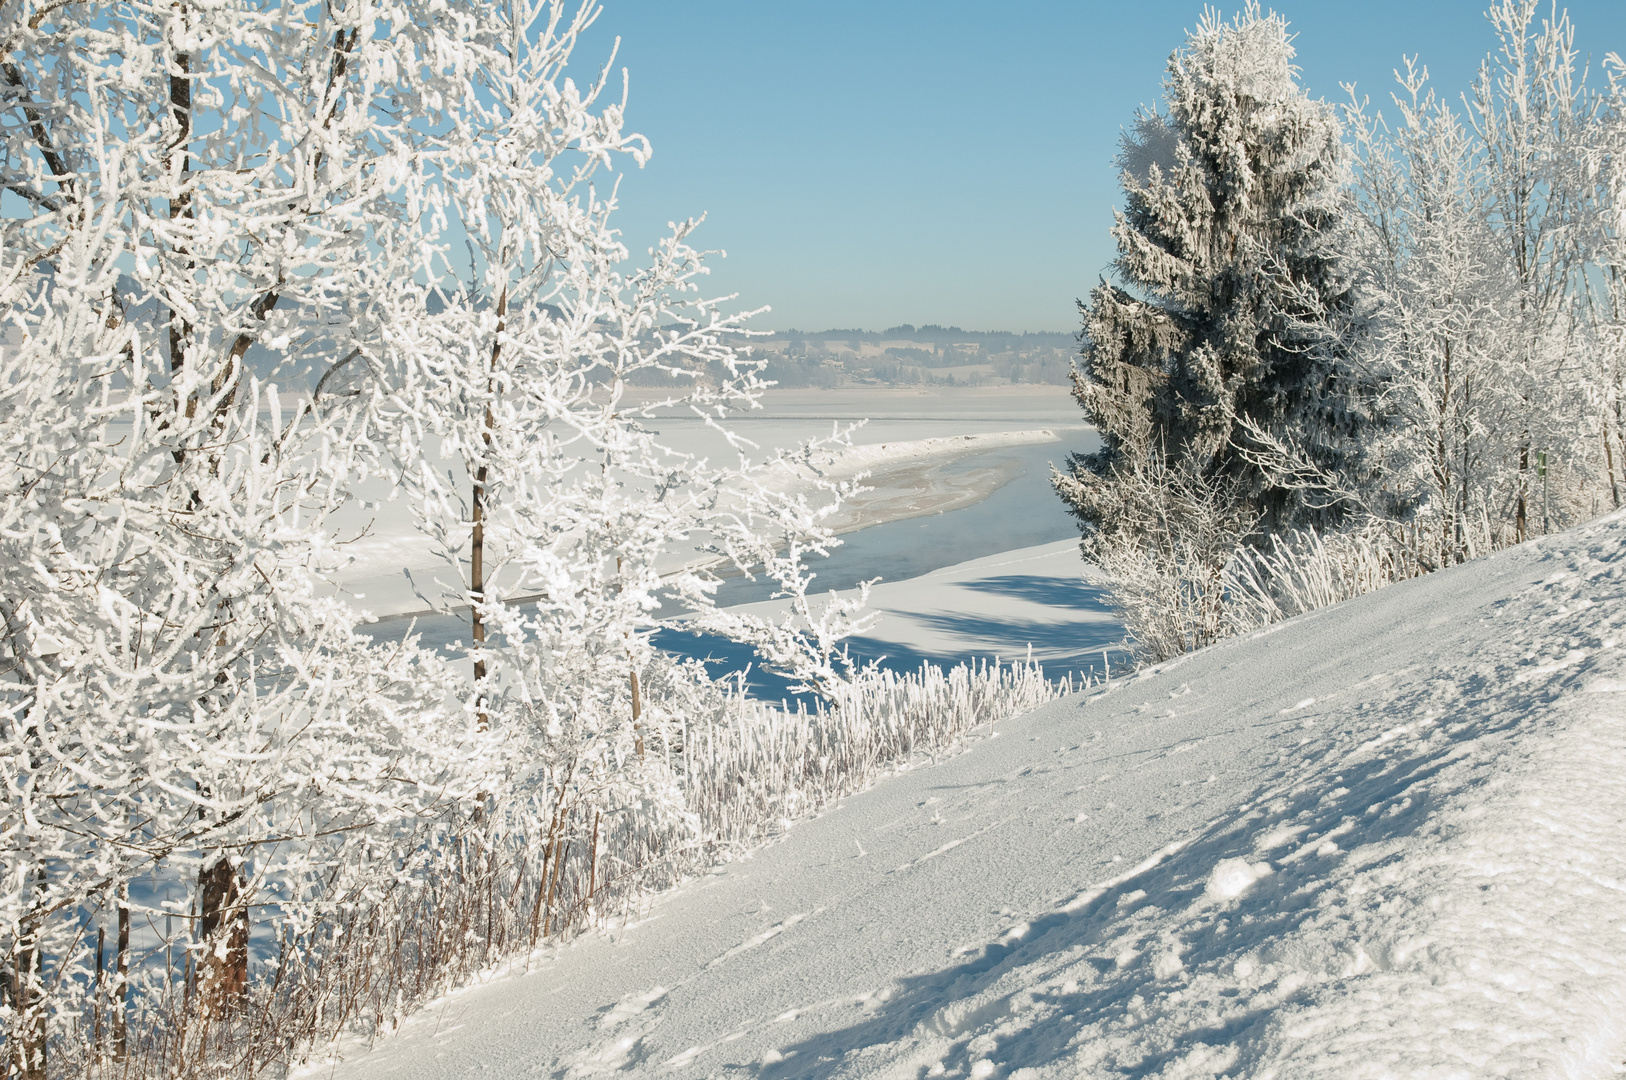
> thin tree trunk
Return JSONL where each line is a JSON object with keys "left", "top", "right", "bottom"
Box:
{"left": 167, "top": 49, "right": 193, "bottom": 388}
{"left": 543, "top": 841, "right": 571, "bottom": 940}
{"left": 471, "top": 287, "right": 507, "bottom": 731}
{"left": 93, "top": 924, "right": 105, "bottom": 1060}
{"left": 631, "top": 668, "right": 643, "bottom": 760}
{"left": 1616, "top": 414, "right": 1626, "bottom": 515}
{"left": 1516, "top": 442, "right": 1529, "bottom": 542}
{"left": 114, "top": 889, "right": 129, "bottom": 1060}
{"left": 14, "top": 869, "right": 47, "bottom": 1080}
{"left": 586, "top": 811, "right": 602, "bottom": 909}
{"left": 1604, "top": 424, "right": 1620, "bottom": 510}
{"left": 14, "top": 950, "right": 45, "bottom": 1080}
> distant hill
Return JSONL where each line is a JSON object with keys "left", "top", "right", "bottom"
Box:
{"left": 740, "top": 325, "right": 1080, "bottom": 389}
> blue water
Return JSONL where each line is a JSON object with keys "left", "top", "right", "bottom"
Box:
{"left": 708, "top": 437, "right": 1087, "bottom": 608}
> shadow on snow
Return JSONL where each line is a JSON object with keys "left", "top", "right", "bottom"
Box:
{"left": 711, "top": 641, "right": 1545, "bottom": 1079}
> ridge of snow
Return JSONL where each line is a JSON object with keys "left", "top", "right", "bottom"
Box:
{"left": 327, "top": 514, "right": 1626, "bottom": 1079}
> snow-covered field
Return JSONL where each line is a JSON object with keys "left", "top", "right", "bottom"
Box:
{"left": 323, "top": 513, "right": 1626, "bottom": 1079}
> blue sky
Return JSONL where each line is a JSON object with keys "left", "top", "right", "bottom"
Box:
{"left": 572, "top": 1, "right": 1626, "bottom": 333}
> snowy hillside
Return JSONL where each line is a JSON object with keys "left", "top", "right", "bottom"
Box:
{"left": 325, "top": 515, "right": 1626, "bottom": 1079}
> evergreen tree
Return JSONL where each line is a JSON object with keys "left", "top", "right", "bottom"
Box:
{"left": 1056, "top": 4, "right": 1351, "bottom": 551}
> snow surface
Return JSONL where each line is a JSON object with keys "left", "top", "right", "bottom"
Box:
{"left": 707, "top": 539, "right": 1125, "bottom": 684}
{"left": 322, "top": 515, "right": 1626, "bottom": 1079}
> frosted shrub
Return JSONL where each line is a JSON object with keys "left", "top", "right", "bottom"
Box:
{"left": 1075, "top": 457, "right": 1255, "bottom": 663}
{"left": 687, "top": 657, "right": 1064, "bottom": 848}
{"left": 1093, "top": 519, "right": 1416, "bottom": 663}
{"left": 1223, "top": 527, "right": 1413, "bottom": 632}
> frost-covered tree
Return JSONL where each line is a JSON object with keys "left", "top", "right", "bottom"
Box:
{"left": 347, "top": 10, "right": 876, "bottom": 955}
{"left": 1595, "top": 59, "right": 1626, "bottom": 507}
{"left": 1056, "top": 3, "right": 1351, "bottom": 555}
{"left": 1468, "top": 0, "right": 1601, "bottom": 540}
{"left": 1342, "top": 62, "right": 1526, "bottom": 566}
{"left": 0, "top": 0, "right": 868, "bottom": 1072}
{"left": 1337, "top": 1, "right": 1613, "bottom": 567}
{"left": 0, "top": 0, "right": 502, "bottom": 1067}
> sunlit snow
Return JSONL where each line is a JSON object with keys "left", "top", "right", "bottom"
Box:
{"left": 322, "top": 511, "right": 1626, "bottom": 1078}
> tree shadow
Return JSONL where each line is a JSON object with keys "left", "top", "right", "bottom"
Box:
{"left": 905, "top": 610, "right": 1124, "bottom": 656}
{"left": 957, "top": 574, "right": 1114, "bottom": 613}
{"left": 726, "top": 668, "right": 1541, "bottom": 1079}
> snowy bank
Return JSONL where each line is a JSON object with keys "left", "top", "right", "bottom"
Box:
{"left": 327, "top": 516, "right": 1626, "bottom": 1079}
{"left": 762, "top": 430, "right": 1059, "bottom": 486}
{"left": 704, "top": 539, "right": 1123, "bottom": 685}
{"left": 768, "top": 430, "right": 1061, "bottom": 535}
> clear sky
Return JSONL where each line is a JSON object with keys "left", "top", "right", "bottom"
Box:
{"left": 569, "top": 1, "right": 1626, "bottom": 334}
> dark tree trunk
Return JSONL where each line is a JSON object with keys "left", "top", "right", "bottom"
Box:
{"left": 196, "top": 857, "right": 250, "bottom": 1018}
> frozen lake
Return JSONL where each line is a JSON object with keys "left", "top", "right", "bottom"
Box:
{"left": 709, "top": 436, "right": 1086, "bottom": 606}
{"left": 359, "top": 387, "right": 1111, "bottom": 693}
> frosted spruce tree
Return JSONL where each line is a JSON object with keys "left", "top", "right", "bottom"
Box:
{"left": 1055, "top": 4, "right": 1354, "bottom": 656}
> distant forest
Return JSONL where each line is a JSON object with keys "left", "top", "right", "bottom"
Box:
{"left": 743, "top": 325, "right": 1078, "bottom": 388}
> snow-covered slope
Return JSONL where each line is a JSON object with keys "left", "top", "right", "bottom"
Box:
{"left": 326, "top": 516, "right": 1626, "bottom": 1079}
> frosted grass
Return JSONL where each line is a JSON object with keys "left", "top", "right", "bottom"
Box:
{"left": 76, "top": 657, "right": 1073, "bottom": 1078}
